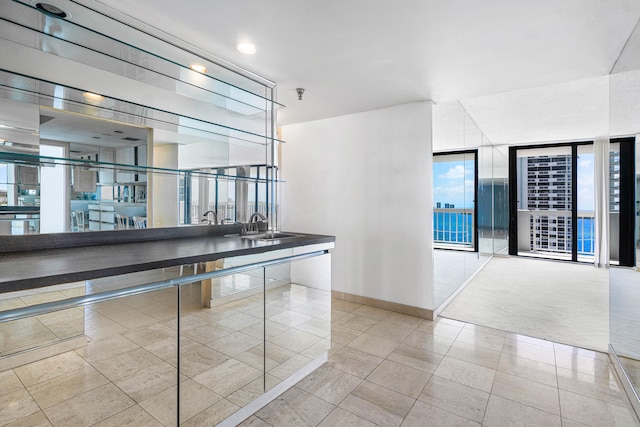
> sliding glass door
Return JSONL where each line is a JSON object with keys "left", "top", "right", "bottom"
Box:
{"left": 509, "top": 139, "right": 635, "bottom": 266}
{"left": 433, "top": 151, "right": 478, "bottom": 251}
{"left": 509, "top": 142, "right": 594, "bottom": 262}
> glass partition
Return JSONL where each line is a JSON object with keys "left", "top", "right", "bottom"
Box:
{"left": 610, "top": 266, "right": 640, "bottom": 414}
{"left": 432, "top": 102, "right": 493, "bottom": 308}
{"left": 610, "top": 34, "right": 640, "bottom": 415}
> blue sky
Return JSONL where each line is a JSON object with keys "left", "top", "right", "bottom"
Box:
{"left": 577, "top": 153, "right": 594, "bottom": 211}
{"left": 433, "top": 154, "right": 595, "bottom": 211}
{"left": 433, "top": 160, "right": 475, "bottom": 209}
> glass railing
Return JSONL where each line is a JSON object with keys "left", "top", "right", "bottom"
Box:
{"left": 517, "top": 209, "right": 596, "bottom": 257}
{"left": 433, "top": 207, "right": 474, "bottom": 248}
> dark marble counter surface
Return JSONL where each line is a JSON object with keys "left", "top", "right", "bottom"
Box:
{"left": 0, "top": 225, "right": 334, "bottom": 293}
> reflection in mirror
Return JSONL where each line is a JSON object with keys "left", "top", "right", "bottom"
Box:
{"left": 432, "top": 103, "right": 495, "bottom": 308}
{"left": 610, "top": 267, "right": 640, "bottom": 404}
{"left": 491, "top": 144, "right": 510, "bottom": 255}
{"left": 0, "top": 71, "right": 279, "bottom": 234}
{"left": 180, "top": 164, "right": 276, "bottom": 228}
{"left": 266, "top": 255, "right": 331, "bottom": 382}
{"left": 0, "top": 104, "right": 151, "bottom": 235}
{"left": 609, "top": 25, "right": 640, "bottom": 414}
{"left": 1, "top": 0, "right": 280, "bottom": 235}
{"left": 433, "top": 151, "right": 476, "bottom": 251}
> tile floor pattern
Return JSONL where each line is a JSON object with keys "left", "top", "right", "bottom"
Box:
{"left": 244, "top": 300, "right": 640, "bottom": 427}
{"left": 1, "top": 290, "right": 639, "bottom": 426}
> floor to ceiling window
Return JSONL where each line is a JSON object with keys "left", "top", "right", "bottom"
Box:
{"left": 509, "top": 139, "right": 635, "bottom": 266}
{"left": 510, "top": 142, "right": 592, "bottom": 262}
{"left": 433, "top": 150, "right": 478, "bottom": 251}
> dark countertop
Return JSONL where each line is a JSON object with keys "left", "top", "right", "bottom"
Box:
{"left": 0, "top": 206, "right": 40, "bottom": 214}
{"left": 0, "top": 225, "right": 335, "bottom": 293}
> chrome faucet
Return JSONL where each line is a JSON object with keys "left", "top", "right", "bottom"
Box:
{"left": 202, "top": 210, "right": 218, "bottom": 225}
{"left": 248, "top": 212, "right": 267, "bottom": 232}
{"left": 235, "top": 221, "right": 248, "bottom": 236}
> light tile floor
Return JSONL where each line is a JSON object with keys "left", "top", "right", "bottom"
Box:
{"left": 1, "top": 285, "right": 639, "bottom": 426}
{"left": 244, "top": 299, "right": 640, "bottom": 427}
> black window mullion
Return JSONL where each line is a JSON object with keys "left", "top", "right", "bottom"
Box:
{"left": 571, "top": 144, "right": 578, "bottom": 262}
{"left": 618, "top": 139, "right": 635, "bottom": 267}
{"left": 508, "top": 147, "right": 518, "bottom": 256}
{"left": 474, "top": 152, "right": 479, "bottom": 252}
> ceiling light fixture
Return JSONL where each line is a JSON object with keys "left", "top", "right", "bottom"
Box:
{"left": 189, "top": 64, "right": 207, "bottom": 73}
{"left": 35, "top": 2, "right": 69, "bottom": 18}
{"left": 82, "top": 92, "right": 104, "bottom": 101}
{"left": 237, "top": 42, "right": 256, "bottom": 55}
{"left": 296, "top": 88, "right": 305, "bottom": 100}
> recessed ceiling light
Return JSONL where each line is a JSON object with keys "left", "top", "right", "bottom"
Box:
{"left": 237, "top": 42, "right": 256, "bottom": 55}
{"left": 82, "top": 92, "right": 104, "bottom": 101}
{"left": 35, "top": 2, "right": 69, "bottom": 19}
{"left": 189, "top": 64, "right": 207, "bottom": 73}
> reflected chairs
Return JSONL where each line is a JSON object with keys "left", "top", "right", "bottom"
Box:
{"left": 71, "top": 210, "right": 87, "bottom": 232}
{"left": 115, "top": 213, "right": 129, "bottom": 230}
{"left": 132, "top": 216, "right": 147, "bottom": 229}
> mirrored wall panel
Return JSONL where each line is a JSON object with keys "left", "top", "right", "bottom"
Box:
{"left": 0, "top": 0, "right": 282, "bottom": 236}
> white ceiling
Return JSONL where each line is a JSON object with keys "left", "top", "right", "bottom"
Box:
{"left": 39, "top": 109, "right": 148, "bottom": 153}
{"left": 88, "top": 0, "right": 640, "bottom": 127}
{"left": 461, "top": 76, "right": 610, "bottom": 146}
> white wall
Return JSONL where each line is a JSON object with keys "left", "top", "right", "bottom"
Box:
{"left": 281, "top": 102, "right": 434, "bottom": 310}
{"left": 152, "top": 143, "right": 179, "bottom": 227}
{"left": 39, "top": 144, "right": 68, "bottom": 233}
{"left": 0, "top": 98, "right": 40, "bottom": 147}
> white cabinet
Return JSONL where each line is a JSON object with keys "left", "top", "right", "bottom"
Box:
{"left": 88, "top": 204, "right": 115, "bottom": 230}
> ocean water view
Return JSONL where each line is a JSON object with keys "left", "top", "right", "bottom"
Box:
{"left": 433, "top": 211, "right": 595, "bottom": 255}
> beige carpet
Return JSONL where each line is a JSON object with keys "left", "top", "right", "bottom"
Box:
{"left": 440, "top": 256, "right": 609, "bottom": 352}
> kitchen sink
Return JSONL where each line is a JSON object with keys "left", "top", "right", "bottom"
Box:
{"left": 241, "top": 232, "right": 301, "bottom": 241}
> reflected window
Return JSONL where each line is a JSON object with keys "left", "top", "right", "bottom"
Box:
{"left": 433, "top": 151, "right": 477, "bottom": 251}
